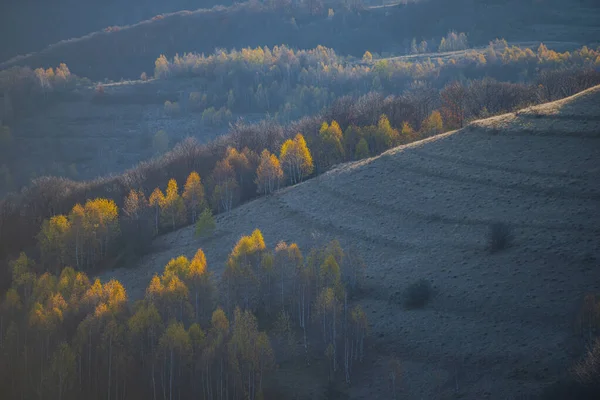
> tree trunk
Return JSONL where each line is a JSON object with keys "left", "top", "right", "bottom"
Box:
{"left": 169, "top": 349, "right": 173, "bottom": 400}
{"left": 108, "top": 335, "right": 112, "bottom": 400}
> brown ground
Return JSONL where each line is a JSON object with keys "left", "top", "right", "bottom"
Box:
{"left": 101, "top": 86, "right": 600, "bottom": 399}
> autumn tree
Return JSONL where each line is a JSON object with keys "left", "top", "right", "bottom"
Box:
{"left": 370, "top": 114, "right": 399, "bottom": 154}
{"left": 186, "top": 249, "right": 214, "bottom": 324}
{"left": 315, "top": 121, "right": 345, "bottom": 171}
{"left": 38, "top": 215, "right": 71, "bottom": 273}
{"left": 122, "top": 189, "right": 153, "bottom": 255}
{"left": 222, "top": 229, "right": 266, "bottom": 314}
{"left": 67, "top": 204, "right": 85, "bottom": 269}
{"left": 83, "top": 198, "right": 120, "bottom": 267}
{"left": 441, "top": 81, "right": 469, "bottom": 129}
{"left": 280, "top": 133, "right": 314, "bottom": 184}
{"left": 161, "top": 179, "right": 187, "bottom": 231}
{"left": 255, "top": 149, "right": 283, "bottom": 195}
{"left": 149, "top": 187, "right": 166, "bottom": 235}
{"left": 421, "top": 110, "right": 443, "bottom": 136}
{"left": 223, "top": 147, "right": 255, "bottom": 200}
{"left": 211, "top": 159, "right": 239, "bottom": 213}
{"left": 182, "top": 171, "right": 206, "bottom": 223}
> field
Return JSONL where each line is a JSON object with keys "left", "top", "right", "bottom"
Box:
{"left": 3, "top": 79, "right": 265, "bottom": 191}
{"left": 103, "top": 86, "right": 600, "bottom": 398}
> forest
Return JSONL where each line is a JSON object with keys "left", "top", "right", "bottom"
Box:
{"left": 1, "top": 228, "right": 368, "bottom": 399}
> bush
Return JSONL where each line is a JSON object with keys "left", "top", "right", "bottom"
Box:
{"left": 164, "top": 100, "right": 180, "bottom": 116}
{"left": 488, "top": 222, "right": 512, "bottom": 253}
{"left": 195, "top": 208, "right": 216, "bottom": 238}
{"left": 403, "top": 279, "right": 433, "bottom": 309}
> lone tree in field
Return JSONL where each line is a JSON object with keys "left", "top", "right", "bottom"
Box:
{"left": 255, "top": 149, "right": 283, "bottom": 195}
{"left": 280, "top": 133, "right": 314, "bottom": 185}
{"left": 195, "top": 208, "right": 215, "bottom": 238}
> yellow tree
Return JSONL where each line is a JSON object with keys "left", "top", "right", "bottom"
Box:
{"left": 67, "top": 204, "right": 85, "bottom": 269}
{"left": 316, "top": 121, "right": 345, "bottom": 171}
{"left": 182, "top": 172, "right": 205, "bottom": 223}
{"left": 211, "top": 159, "right": 239, "bottom": 213}
{"left": 223, "top": 229, "right": 266, "bottom": 313}
{"left": 255, "top": 149, "right": 283, "bottom": 195}
{"left": 186, "top": 249, "right": 214, "bottom": 323}
{"left": 371, "top": 114, "right": 400, "bottom": 154}
{"left": 161, "top": 179, "right": 187, "bottom": 231}
{"left": 83, "top": 198, "right": 120, "bottom": 266}
{"left": 149, "top": 187, "right": 166, "bottom": 234}
{"left": 224, "top": 147, "right": 252, "bottom": 192}
{"left": 421, "top": 110, "right": 443, "bottom": 136}
{"left": 280, "top": 133, "right": 314, "bottom": 184}
{"left": 123, "top": 189, "right": 153, "bottom": 254}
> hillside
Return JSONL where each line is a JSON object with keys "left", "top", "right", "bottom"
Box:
{"left": 0, "top": 0, "right": 235, "bottom": 62}
{"left": 2, "top": 0, "right": 599, "bottom": 81}
{"left": 104, "top": 86, "right": 600, "bottom": 398}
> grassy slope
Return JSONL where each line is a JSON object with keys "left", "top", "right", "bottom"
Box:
{"left": 2, "top": 0, "right": 599, "bottom": 81}
{"left": 104, "top": 86, "right": 600, "bottom": 398}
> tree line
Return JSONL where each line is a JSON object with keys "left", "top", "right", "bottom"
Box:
{"left": 0, "top": 226, "right": 368, "bottom": 399}
{"left": 147, "top": 42, "right": 600, "bottom": 121}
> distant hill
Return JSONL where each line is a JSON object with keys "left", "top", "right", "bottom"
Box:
{"left": 2, "top": 0, "right": 599, "bottom": 81}
{"left": 0, "top": 0, "right": 234, "bottom": 62}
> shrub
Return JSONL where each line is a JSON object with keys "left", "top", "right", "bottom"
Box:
{"left": 488, "top": 222, "right": 512, "bottom": 253}
{"left": 195, "top": 208, "right": 216, "bottom": 238}
{"left": 403, "top": 279, "right": 432, "bottom": 309}
{"left": 164, "top": 101, "right": 180, "bottom": 116}
{"left": 153, "top": 130, "right": 169, "bottom": 154}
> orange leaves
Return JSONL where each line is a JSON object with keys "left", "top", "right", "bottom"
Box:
{"left": 189, "top": 249, "right": 207, "bottom": 278}
{"left": 228, "top": 229, "right": 266, "bottom": 267}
